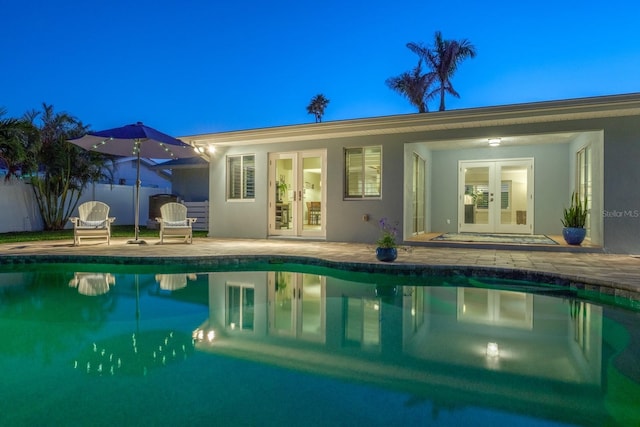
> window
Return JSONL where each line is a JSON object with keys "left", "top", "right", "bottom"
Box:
{"left": 227, "top": 155, "right": 255, "bottom": 200}
{"left": 344, "top": 146, "right": 381, "bottom": 198}
{"left": 576, "top": 146, "right": 592, "bottom": 235}
{"left": 226, "top": 282, "right": 254, "bottom": 331}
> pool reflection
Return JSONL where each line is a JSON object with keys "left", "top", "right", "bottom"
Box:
{"left": 192, "top": 270, "right": 612, "bottom": 422}
{"left": 1, "top": 267, "right": 636, "bottom": 425}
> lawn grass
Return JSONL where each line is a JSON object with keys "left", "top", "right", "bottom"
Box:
{"left": 0, "top": 226, "right": 208, "bottom": 244}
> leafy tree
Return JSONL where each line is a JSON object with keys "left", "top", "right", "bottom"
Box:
{"left": 24, "top": 104, "right": 114, "bottom": 230}
{"left": 0, "top": 108, "right": 38, "bottom": 181}
{"left": 385, "top": 59, "right": 435, "bottom": 113}
{"left": 306, "top": 94, "right": 330, "bottom": 123}
{"left": 408, "top": 31, "right": 476, "bottom": 111}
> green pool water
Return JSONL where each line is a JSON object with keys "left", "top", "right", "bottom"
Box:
{"left": 0, "top": 263, "right": 638, "bottom": 426}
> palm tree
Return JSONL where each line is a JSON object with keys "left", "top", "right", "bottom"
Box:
{"left": 306, "top": 94, "right": 330, "bottom": 123}
{"left": 25, "top": 104, "right": 114, "bottom": 230}
{"left": 408, "top": 31, "right": 476, "bottom": 111}
{"left": 385, "top": 59, "right": 435, "bottom": 113}
{"left": 0, "top": 108, "right": 37, "bottom": 181}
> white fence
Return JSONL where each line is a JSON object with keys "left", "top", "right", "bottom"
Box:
{"left": 183, "top": 201, "right": 209, "bottom": 231}
{"left": 0, "top": 181, "right": 211, "bottom": 233}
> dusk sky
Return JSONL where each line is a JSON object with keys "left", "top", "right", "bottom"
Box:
{"left": 3, "top": 0, "right": 639, "bottom": 137}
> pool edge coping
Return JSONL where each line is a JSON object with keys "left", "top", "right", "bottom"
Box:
{"left": 1, "top": 252, "right": 639, "bottom": 305}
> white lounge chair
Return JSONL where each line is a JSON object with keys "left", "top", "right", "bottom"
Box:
{"left": 69, "top": 272, "right": 116, "bottom": 296}
{"left": 69, "top": 201, "right": 115, "bottom": 246}
{"left": 156, "top": 202, "right": 196, "bottom": 244}
{"left": 155, "top": 273, "right": 197, "bottom": 291}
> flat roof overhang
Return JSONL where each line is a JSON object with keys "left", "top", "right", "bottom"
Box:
{"left": 182, "top": 92, "right": 640, "bottom": 148}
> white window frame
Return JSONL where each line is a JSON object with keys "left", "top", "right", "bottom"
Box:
{"left": 227, "top": 154, "right": 255, "bottom": 201}
{"left": 344, "top": 146, "right": 382, "bottom": 199}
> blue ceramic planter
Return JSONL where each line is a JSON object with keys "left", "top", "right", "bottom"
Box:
{"left": 376, "top": 247, "right": 398, "bottom": 262}
{"left": 562, "top": 227, "right": 586, "bottom": 245}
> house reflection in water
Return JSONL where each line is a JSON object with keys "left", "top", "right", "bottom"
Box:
{"left": 192, "top": 271, "right": 604, "bottom": 421}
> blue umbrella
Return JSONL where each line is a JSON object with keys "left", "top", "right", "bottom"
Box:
{"left": 69, "top": 122, "right": 199, "bottom": 244}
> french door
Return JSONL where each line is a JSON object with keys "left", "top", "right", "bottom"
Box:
{"left": 268, "top": 271, "right": 326, "bottom": 343}
{"left": 269, "top": 150, "right": 326, "bottom": 238}
{"left": 458, "top": 159, "right": 534, "bottom": 233}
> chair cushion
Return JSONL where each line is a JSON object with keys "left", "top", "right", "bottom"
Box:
{"left": 164, "top": 220, "right": 188, "bottom": 227}
{"left": 80, "top": 220, "right": 107, "bottom": 228}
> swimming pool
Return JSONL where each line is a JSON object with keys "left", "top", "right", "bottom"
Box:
{"left": 0, "top": 262, "right": 638, "bottom": 426}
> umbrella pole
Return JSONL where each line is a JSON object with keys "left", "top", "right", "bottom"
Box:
{"left": 127, "top": 146, "right": 146, "bottom": 244}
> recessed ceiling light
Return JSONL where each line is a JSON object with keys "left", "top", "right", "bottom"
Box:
{"left": 488, "top": 138, "right": 501, "bottom": 147}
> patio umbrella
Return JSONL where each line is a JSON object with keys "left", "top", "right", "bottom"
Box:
{"left": 68, "top": 122, "right": 199, "bottom": 244}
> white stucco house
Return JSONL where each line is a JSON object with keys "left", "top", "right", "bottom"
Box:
{"left": 181, "top": 92, "right": 640, "bottom": 254}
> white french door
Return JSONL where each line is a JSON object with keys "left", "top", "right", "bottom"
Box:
{"left": 268, "top": 271, "right": 326, "bottom": 343}
{"left": 269, "top": 150, "right": 326, "bottom": 238}
{"left": 458, "top": 159, "right": 534, "bottom": 234}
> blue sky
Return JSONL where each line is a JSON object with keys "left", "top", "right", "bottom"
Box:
{"left": 2, "top": 0, "right": 639, "bottom": 137}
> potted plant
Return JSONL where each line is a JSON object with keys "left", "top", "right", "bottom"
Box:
{"left": 276, "top": 180, "right": 287, "bottom": 203}
{"left": 376, "top": 217, "right": 398, "bottom": 262}
{"left": 561, "top": 192, "right": 588, "bottom": 245}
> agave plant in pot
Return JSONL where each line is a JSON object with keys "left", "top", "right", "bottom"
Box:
{"left": 376, "top": 217, "right": 398, "bottom": 262}
{"left": 561, "top": 192, "right": 588, "bottom": 245}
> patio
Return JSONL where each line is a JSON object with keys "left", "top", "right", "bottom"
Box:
{"left": 1, "top": 237, "right": 639, "bottom": 304}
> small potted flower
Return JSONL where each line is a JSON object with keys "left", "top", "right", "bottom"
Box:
{"left": 376, "top": 217, "right": 398, "bottom": 262}
{"left": 561, "top": 192, "right": 588, "bottom": 245}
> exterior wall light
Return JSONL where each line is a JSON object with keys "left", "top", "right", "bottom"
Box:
{"left": 488, "top": 138, "right": 501, "bottom": 147}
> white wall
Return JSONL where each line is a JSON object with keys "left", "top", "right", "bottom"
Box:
{"left": 0, "top": 180, "right": 43, "bottom": 232}
{"left": 0, "top": 181, "right": 170, "bottom": 232}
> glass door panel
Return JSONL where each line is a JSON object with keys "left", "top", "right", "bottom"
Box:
{"left": 412, "top": 153, "right": 426, "bottom": 235}
{"left": 301, "top": 153, "right": 323, "bottom": 236}
{"left": 271, "top": 155, "right": 295, "bottom": 235}
{"left": 498, "top": 163, "right": 530, "bottom": 232}
{"left": 299, "top": 274, "right": 325, "bottom": 342}
{"left": 345, "top": 297, "right": 381, "bottom": 348}
{"left": 270, "top": 271, "right": 294, "bottom": 337}
{"left": 461, "top": 165, "right": 492, "bottom": 231}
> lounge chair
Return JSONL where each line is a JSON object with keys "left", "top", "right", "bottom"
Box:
{"left": 69, "top": 272, "right": 116, "bottom": 296}
{"left": 156, "top": 202, "right": 197, "bottom": 244}
{"left": 69, "top": 201, "right": 115, "bottom": 246}
{"left": 155, "top": 273, "right": 197, "bottom": 291}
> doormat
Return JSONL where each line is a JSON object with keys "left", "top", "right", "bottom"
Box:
{"left": 432, "top": 232, "right": 559, "bottom": 245}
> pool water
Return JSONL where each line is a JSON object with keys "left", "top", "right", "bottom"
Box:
{"left": 0, "top": 263, "right": 638, "bottom": 426}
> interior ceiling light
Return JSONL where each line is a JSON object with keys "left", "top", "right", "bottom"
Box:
{"left": 488, "top": 138, "right": 501, "bottom": 147}
{"left": 486, "top": 342, "right": 500, "bottom": 358}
